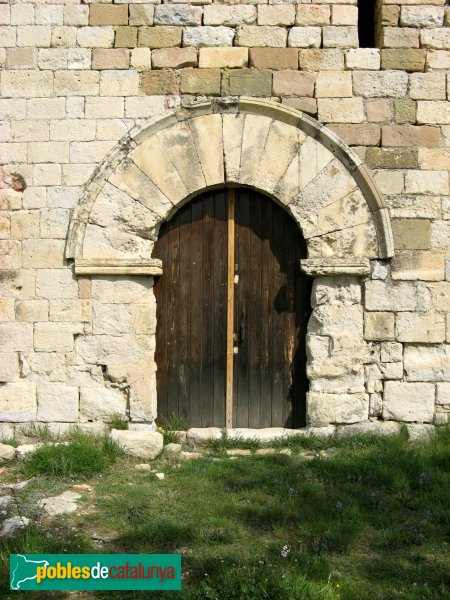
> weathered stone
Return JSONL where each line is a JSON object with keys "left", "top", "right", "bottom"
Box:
{"left": 249, "top": 48, "right": 298, "bottom": 70}
{"left": 345, "top": 48, "right": 380, "bottom": 70}
{"left": 155, "top": 5, "right": 202, "bottom": 26}
{"left": 184, "top": 26, "right": 234, "bottom": 47}
{"left": 316, "top": 71, "right": 352, "bottom": 98}
{"left": 199, "top": 47, "right": 248, "bottom": 68}
{"left": 80, "top": 386, "right": 127, "bottom": 421}
{"left": 383, "top": 382, "right": 435, "bottom": 423}
{"left": 110, "top": 429, "right": 163, "bottom": 459}
{"left": 206, "top": 5, "right": 256, "bottom": 25}
{"left": 327, "top": 124, "right": 380, "bottom": 146}
{"left": 410, "top": 73, "right": 446, "bottom": 100}
{"left": 318, "top": 98, "right": 364, "bottom": 123}
{"left": 336, "top": 421, "right": 401, "bottom": 437}
{"left": 152, "top": 47, "right": 197, "bottom": 69}
{"left": 39, "top": 491, "right": 81, "bottom": 516}
{"left": 180, "top": 69, "right": 221, "bottom": 95}
{"left": 404, "top": 345, "right": 450, "bottom": 382}
{"left": 92, "top": 48, "right": 129, "bottom": 70}
{"left": 235, "top": 25, "right": 287, "bottom": 48}
{"left": 365, "top": 280, "right": 417, "bottom": 311}
{"left": 135, "top": 463, "right": 152, "bottom": 471}
{"left": 37, "top": 383, "right": 79, "bottom": 422}
{"left": 187, "top": 427, "right": 222, "bottom": 442}
{"left": 34, "top": 322, "right": 81, "bottom": 353}
{"left": 381, "top": 49, "right": 426, "bottom": 72}
{"left": 436, "top": 383, "right": 450, "bottom": 405}
{"left": 141, "top": 71, "right": 177, "bottom": 95}
{"left": 353, "top": 71, "right": 408, "bottom": 98}
{"left": 323, "top": 26, "right": 358, "bottom": 48}
{"left": 382, "top": 125, "right": 442, "bottom": 148}
{"left": 138, "top": 26, "right": 182, "bottom": 49}
{"left": 401, "top": 6, "right": 444, "bottom": 28}
{"left": 392, "top": 219, "right": 431, "bottom": 250}
{"left": 295, "top": 5, "right": 329, "bottom": 26}
{"left": 115, "top": 27, "right": 138, "bottom": 49}
{"left": 307, "top": 392, "right": 369, "bottom": 426}
{"left": 222, "top": 69, "right": 272, "bottom": 97}
{"left": 0, "top": 382, "right": 36, "bottom": 421}
{"left": 382, "top": 27, "right": 419, "bottom": 48}
{"left": 165, "top": 443, "right": 182, "bottom": 454}
{"left": 391, "top": 250, "right": 445, "bottom": 282}
{"left": 0, "top": 516, "right": 30, "bottom": 538}
{"left": 299, "top": 49, "right": 344, "bottom": 71}
{"left": 366, "top": 148, "right": 418, "bottom": 170}
{"left": 273, "top": 70, "right": 315, "bottom": 96}
{"left": 364, "top": 312, "right": 395, "bottom": 341}
{"left": 130, "top": 5, "right": 154, "bottom": 27}
{"left": 89, "top": 4, "right": 128, "bottom": 26}
{"left": 288, "top": 27, "right": 321, "bottom": 48}
{"left": 0, "top": 444, "right": 15, "bottom": 462}
{"left": 396, "top": 312, "right": 445, "bottom": 343}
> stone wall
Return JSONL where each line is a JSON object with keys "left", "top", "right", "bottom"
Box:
{"left": 0, "top": 0, "right": 449, "bottom": 435}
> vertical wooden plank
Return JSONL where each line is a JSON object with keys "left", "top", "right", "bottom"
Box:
{"left": 201, "top": 193, "right": 215, "bottom": 426}
{"left": 166, "top": 211, "right": 181, "bottom": 419}
{"left": 189, "top": 194, "right": 204, "bottom": 429}
{"left": 260, "top": 197, "right": 273, "bottom": 428}
{"left": 212, "top": 190, "right": 227, "bottom": 427}
{"left": 226, "top": 188, "right": 235, "bottom": 429}
{"left": 248, "top": 192, "right": 262, "bottom": 428}
{"left": 177, "top": 201, "right": 192, "bottom": 426}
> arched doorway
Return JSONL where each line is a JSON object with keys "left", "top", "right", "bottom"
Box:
{"left": 152, "top": 187, "right": 312, "bottom": 429}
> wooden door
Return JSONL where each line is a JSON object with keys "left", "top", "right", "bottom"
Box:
{"left": 152, "top": 187, "right": 311, "bottom": 429}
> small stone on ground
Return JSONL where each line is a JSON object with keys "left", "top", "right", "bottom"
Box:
{"left": 38, "top": 491, "right": 81, "bottom": 516}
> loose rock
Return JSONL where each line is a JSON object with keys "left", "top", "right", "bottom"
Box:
{"left": 38, "top": 491, "right": 81, "bottom": 516}
{"left": 0, "top": 444, "right": 16, "bottom": 462}
{"left": 0, "top": 516, "right": 30, "bottom": 538}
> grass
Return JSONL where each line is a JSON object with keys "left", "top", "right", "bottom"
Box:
{"left": 106, "top": 414, "right": 129, "bottom": 431}
{"left": 0, "top": 427, "right": 449, "bottom": 599}
{"left": 22, "top": 432, "right": 124, "bottom": 479}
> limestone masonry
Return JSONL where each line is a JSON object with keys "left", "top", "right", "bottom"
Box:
{"left": 0, "top": 0, "right": 449, "bottom": 437}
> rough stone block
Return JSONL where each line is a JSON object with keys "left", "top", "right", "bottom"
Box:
{"left": 396, "top": 312, "right": 445, "bottom": 343}
{"left": 392, "top": 219, "right": 431, "bottom": 250}
{"left": 345, "top": 48, "right": 380, "bottom": 70}
{"left": 0, "top": 382, "right": 36, "bottom": 422}
{"left": 332, "top": 5, "right": 358, "bottom": 26}
{"left": 436, "top": 383, "right": 450, "bottom": 405}
{"left": 401, "top": 6, "right": 444, "bottom": 28}
{"left": 222, "top": 69, "right": 272, "bottom": 97}
{"left": 317, "top": 98, "right": 364, "bottom": 123}
{"left": 405, "top": 170, "right": 448, "bottom": 195}
{"left": 155, "top": 5, "right": 202, "bottom": 26}
{"left": 405, "top": 345, "right": 450, "bottom": 382}
{"left": 100, "top": 70, "right": 139, "bottom": 96}
{"left": 353, "top": 71, "right": 408, "bottom": 98}
{"left": 327, "top": 124, "right": 380, "bottom": 146}
{"left": 92, "top": 48, "right": 129, "bottom": 70}
{"left": 258, "top": 5, "right": 294, "bottom": 26}
{"left": 383, "top": 382, "right": 435, "bottom": 423}
{"left": 36, "top": 269, "right": 78, "bottom": 300}
{"left": 426, "top": 50, "right": 450, "bottom": 70}
{"left": 199, "top": 47, "right": 248, "bottom": 68}
{"left": 417, "top": 100, "right": 450, "bottom": 125}
{"left": 365, "top": 280, "right": 417, "bottom": 312}
{"left": 323, "top": 26, "right": 358, "bottom": 48}
{"left": 382, "top": 125, "right": 442, "bottom": 148}
{"left": 273, "top": 70, "right": 315, "bottom": 97}
{"left": 6, "top": 47, "right": 36, "bottom": 69}
{"left": 0, "top": 323, "right": 33, "bottom": 352}
{"left": 34, "top": 322, "right": 81, "bottom": 353}
{"left": 205, "top": 5, "right": 256, "bottom": 25}
{"left": 141, "top": 71, "right": 177, "bottom": 95}
{"left": 110, "top": 429, "right": 163, "bottom": 460}
{"left": 180, "top": 68, "right": 220, "bottom": 94}
{"left": 381, "top": 49, "right": 426, "bottom": 72}
{"left": 129, "top": 5, "right": 154, "bottom": 26}
{"left": 235, "top": 25, "right": 287, "bottom": 48}
{"left": 54, "top": 71, "right": 99, "bottom": 96}
{"left": 130, "top": 47, "right": 151, "bottom": 71}
{"left": 15, "top": 300, "right": 48, "bottom": 323}
{"left": 421, "top": 28, "right": 450, "bottom": 50}
{"left": 1, "top": 70, "right": 54, "bottom": 98}
{"left": 410, "top": 72, "right": 446, "bottom": 100}
{"left": 381, "top": 342, "right": 403, "bottom": 364}
{"left": 80, "top": 386, "right": 127, "bottom": 421}
{"left": 138, "top": 26, "right": 182, "bottom": 49}
{"left": 296, "top": 5, "right": 330, "bottom": 26}
{"left": 315, "top": 71, "right": 351, "bottom": 97}
{"left": 91, "top": 277, "right": 153, "bottom": 305}
{"left": 152, "top": 47, "right": 197, "bottom": 69}
{"left": 288, "top": 27, "right": 321, "bottom": 48}
{"left": 382, "top": 27, "right": 419, "bottom": 48}
{"left": 249, "top": 48, "right": 298, "bottom": 69}
{"left": 364, "top": 312, "right": 395, "bottom": 341}
{"left": 299, "top": 49, "right": 344, "bottom": 71}
{"left": 0, "top": 353, "right": 20, "bottom": 383}
{"left": 37, "top": 383, "right": 79, "bottom": 422}
{"left": 77, "top": 26, "right": 114, "bottom": 49}
{"left": 89, "top": 4, "right": 128, "bottom": 26}
{"left": 391, "top": 250, "right": 445, "bottom": 282}
{"left": 307, "top": 392, "right": 369, "bottom": 426}
{"left": 115, "top": 27, "right": 138, "bottom": 49}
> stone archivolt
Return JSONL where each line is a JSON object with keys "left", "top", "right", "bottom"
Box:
{"left": 66, "top": 98, "right": 394, "bottom": 267}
